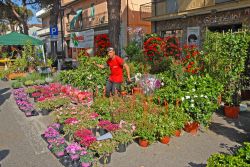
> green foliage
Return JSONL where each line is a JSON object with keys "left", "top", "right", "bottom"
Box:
{"left": 91, "top": 97, "right": 111, "bottom": 121}
{"left": 24, "top": 80, "right": 34, "bottom": 86}
{"left": 18, "top": 73, "right": 45, "bottom": 83}
{"left": 89, "top": 139, "right": 117, "bottom": 156}
{"left": 168, "top": 104, "right": 190, "bottom": 130}
{"left": 204, "top": 30, "right": 250, "bottom": 105}
{"left": 36, "top": 97, "right": 71, "bottom": 110}
{"left": 34, "top": 79, "right": 46, "bottom": 85}
{"left": 135, "top": 115, "right": 157, "bottom": 143}
{"left": 154, "top": 71, "right": 183, "bottom": 105}
{"left": 112, "top": 130, "right": 133, "bottom": 145}
{"left": 180, "top": 74, "right": 223, "bottom": 127}
{"left": 79, "top": 150, "right": 94, "bottom": 163}
{"left": 207, "top": 142, "right": 250, "bottom": 167}
{"left": 25, "top": 87, "right": 36, "bottom": 94}
{"left": 11, "top": 81, "right": 23, "bottom": 89}
{"left": 124, "top": 41, "right": 144, "bottom": 63}
{"left": 59, "top": 56, "right": 108, "bottom": 92}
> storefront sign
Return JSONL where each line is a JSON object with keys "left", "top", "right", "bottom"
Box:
{"left": 203, "top": 13, "right": 241, "bottom": 25}
{"left": 70, "top": 29, "right": 94, "bottom": 48}
{"left": 187, "top": 27, "right": 200, "bottom": 46}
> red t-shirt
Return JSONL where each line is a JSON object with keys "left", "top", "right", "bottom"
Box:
{"left": 107, "top": 55, "right": 124, "bottom": 83}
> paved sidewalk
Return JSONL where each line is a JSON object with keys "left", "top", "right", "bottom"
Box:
{"left": 0, "top": 80, "right": 249, "bottom": 167}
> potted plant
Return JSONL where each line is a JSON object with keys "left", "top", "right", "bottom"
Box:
{"left": 181, "top": 75, "right": 223, "bottom": 129}
{"left": 35, "top": 79, "right": 46, "bottom": 85}
{"left": 135, "top": 118, "right": 156, "bottom": 147}
{"left": 156, "top": 115, "right": 174, "bottom": 144}
{"left": 168, "top": 105, "right": 190, "bottom": 137}
{"left": 79, "top": 149, "right": 94, "bottom": 167}
{"left": 49, "top": 137, "right": 67, "bottom": 158}
{"left": 74, "top": 129, "right": 97, "bottom": 147}
{"left": 36, "top": 100, "right": 53, "bottom": 115}
{"left": 112, "top": 129, "right": 133, "bottom": 152}
{"left": 66, "top": 143, "right": 82, "bottom": 161}
{"left": 25, "top": 87, "right": 36, "bottom": 97}
{"left": 24, "top": 80, "right": 34, "bottom": 87}
{"left": 89, "top": 139, "right": 117, "bottom": 165}
{"left": 11, "top": 81, "right": 23, "bottom": 89}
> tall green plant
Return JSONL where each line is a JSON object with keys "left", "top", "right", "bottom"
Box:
{"left": 204, "top": 30, "right": 250, "bottom": 105}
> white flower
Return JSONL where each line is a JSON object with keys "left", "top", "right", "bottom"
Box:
{"left": 192, "top": 88, "right": 196, "bottom": 92}
{"left": 161, "top": 82, "right": 164, "bottom": 86}
{"left": 191, "top": 99, "right": 194, "bottom": 102}
{"left": 191, "top": 104, "right": 195, "bottom": 108}
{"left": 185, "top": 96, "right": 190, "bottom": 99}
{"left": 194, "top": 95, "right": 198, "bottom": 98}
{"left": 204, "top": 95, "right": 208, "bottom": 98}
{"left": 200, "top": 94, "right": 204, "bottom": 97}
{"left": 181, "top": 97, "right": 184, "bottom": 101}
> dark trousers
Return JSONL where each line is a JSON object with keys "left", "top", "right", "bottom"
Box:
{"left": 105, "top": 80, "right": 121, "bottom": 97}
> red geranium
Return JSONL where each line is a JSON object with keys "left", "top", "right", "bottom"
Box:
{"left": 94, "top": 34, "right": 111, "bottom": 57}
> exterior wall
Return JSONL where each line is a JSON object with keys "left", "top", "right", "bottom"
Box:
{"left": 155, "top": 7, "right": 250, "bottom": 46}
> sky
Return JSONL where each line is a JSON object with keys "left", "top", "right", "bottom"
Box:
{"left": 16, "top": 1, "right": 41, "bottom": 24}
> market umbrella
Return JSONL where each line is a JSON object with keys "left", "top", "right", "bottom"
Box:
{"left": 0, "top": 32, "right": 43, "bottom": 46}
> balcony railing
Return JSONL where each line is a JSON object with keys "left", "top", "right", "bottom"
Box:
{"left": 140, "top": 0, "right": 238, "bottom": 20}
{"left": 67, "top": 12, "right": 108, "bottom": 32}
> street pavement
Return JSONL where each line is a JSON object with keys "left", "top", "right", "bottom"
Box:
{"left": 0, "top": 80, "right": 249, "bottom": 167}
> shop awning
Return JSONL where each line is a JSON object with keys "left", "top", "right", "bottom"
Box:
{"left": 0, "top": 32, "right": 43, "bottom": 46}
{"left": 70, "top": 9, "right": 83, "bottom": 30}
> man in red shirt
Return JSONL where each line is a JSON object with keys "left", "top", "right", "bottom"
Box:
{"left": 95, "top": 47, "right": 131, "bottom": 97}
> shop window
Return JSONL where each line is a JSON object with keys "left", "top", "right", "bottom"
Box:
{"left": 208, "top": 23, "right": 242, "bottom": 33}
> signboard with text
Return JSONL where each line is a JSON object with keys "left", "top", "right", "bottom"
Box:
{"left": 70, "top": 29, "right": 94, "bottom": 48}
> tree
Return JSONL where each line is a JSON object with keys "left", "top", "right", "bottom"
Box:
{"left": 0, "top": 0, "right": 58, "bottom": 35}
{"left": 107, "top": 0, "right": 121, "bottom": 53}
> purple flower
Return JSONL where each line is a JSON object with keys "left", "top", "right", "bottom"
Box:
{"left": 44, "top": 127, "right": 60, "bottom": 138}
{"left": 66, "top": 143, "right": 82, "bottom": 155}
{"left": 48, "top": 123, "right": 60, "bottom": 130}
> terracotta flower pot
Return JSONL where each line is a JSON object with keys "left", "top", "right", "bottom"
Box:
{"left": 184, "top": 122, "right": 199, "bottom": 135}
{"left": 132, "top": 87, "right": 142, "bottom": 95}
{"left": 224, "top": 106, "right": 240, "bottom": 119}
{"left": 138, "top": 138, "right": 149, "bottom": 147}
{"left": 174, "top": 130, "right": 181, "bottom": 137}
{"left": 160, "top": 136, "right": 170, "bottom": 144}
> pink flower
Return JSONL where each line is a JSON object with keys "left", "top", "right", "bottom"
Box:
{"left": 65, "top": 118, "right": 79, "bottom": 125}
{"left": 90, "top": 113, "right": 99, "bottom": 119}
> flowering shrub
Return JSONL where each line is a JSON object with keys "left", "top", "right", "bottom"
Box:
{"left": 98, "top": 120, "right": 119, "bottom": 132}
{"left": 143, "top": 35, "right": 165, "bottom": 63}
{"left": 74, "top": 129, "right": 97, "bottom": 147}
{"left": 94, "top": 34, "right": 111, "bottom": 57}
{"left": 164, "top": 36, "right": 182, "bottom": 58}
{"left": 65, "top": 117, "right": 79, "bottom": 125}
{"left": 182, "top": 44, "right": 204, "bottom": 75}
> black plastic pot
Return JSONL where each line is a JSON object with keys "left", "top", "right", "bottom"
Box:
{"left": 59, "top": 124, "right": 64, "bottom": 134}
{"left": 60, "top": 154, "right": 71, "bottom": 166}
{"left": 88, "top": 127, "right": 97, "bottom": 136}
{"left": 116, "top": 143, "right": 126, "bottom": 153}
{"left": 98, "top": 128, "right": 108, "bottom": 136}
{"left": 99, "top": 154, "right": 111, "bottom": 164}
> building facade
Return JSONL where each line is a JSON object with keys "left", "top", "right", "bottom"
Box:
{"left": 141, "top": 0, "right": 250, "bottom": 46}
{"left": 36, "top": 0, "right": 151, "bottom": 59}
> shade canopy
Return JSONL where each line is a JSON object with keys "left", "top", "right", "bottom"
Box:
{"left": 0, "top": 32, "right": 43, "bottom": 46}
